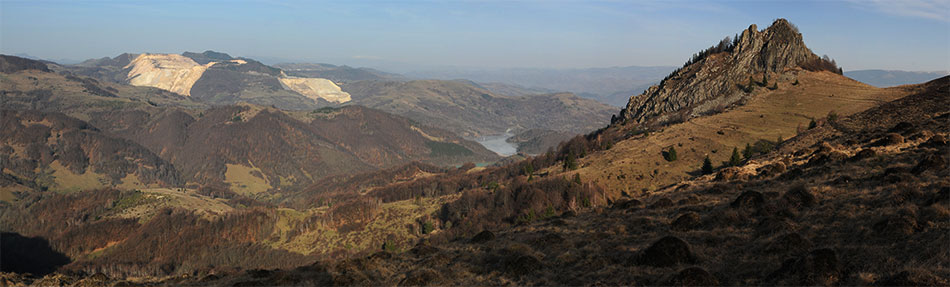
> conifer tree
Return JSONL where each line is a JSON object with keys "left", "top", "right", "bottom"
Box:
{"left": 728, "top": 147, "right": 742, "bottom": 167}
{"left": 702, "top": 156, "right": 714, "bottom": 175}
{"left": 743, "top": 143, "right": 754, "bottom": 159}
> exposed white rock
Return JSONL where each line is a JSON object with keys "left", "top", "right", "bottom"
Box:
{"left": 124, "top": 54, "right": 214, "bottom": 96}
{"left": 279, "top": 77, "right": 352, "bottom": 103}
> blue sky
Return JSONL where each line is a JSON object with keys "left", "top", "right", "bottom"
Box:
{"left": 1, "top": 0, "right": 948, "bottom": 71}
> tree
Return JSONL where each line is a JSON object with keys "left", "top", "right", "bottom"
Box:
{"left": 808, "top": 118, "right": 818, "bottom": 129}
{"left": 776, "top": 135, "right": 784, "bottom": 144}
{"left": 573, "top": 173, "right": 582, "bottom": 185}
{"left": 743, "top": 143, "right": 754, "bottom": 160}
{"left": 563, "top": 151, "right": 578, "bottom": 171}
{"left": 761, "top": 73, "right": 768, "bottom": 87}
{"left": 728, "top": 147, "right": 742, "bottom": 167}
{"left": 701, "top": 156, "right": 714, "bottom": 175}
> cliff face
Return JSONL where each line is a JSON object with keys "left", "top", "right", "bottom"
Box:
{"left": 618, "top": 19, "right": 819, "bottom": 126}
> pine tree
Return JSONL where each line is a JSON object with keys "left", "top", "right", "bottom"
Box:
{"left": 761, "top": 73, "right": 768, "bottom": 87}
{"left": 701, "top": 156, "right": 714, "bottom": 175}
{"left": 728, "top": 147, "right": 742, "bottom": 167}
{"left": 573, "top": 173, "right": 582, "bottom": 185}
{"left": 808, "top": 118, "right": 818, "bottom": 129}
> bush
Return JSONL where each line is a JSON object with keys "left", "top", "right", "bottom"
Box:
{"left": 421, "top": 221, "right": 434, "bottom": 234}
{"left": 808, "top": 119, "right": 818, "bottom": 130}
{"left": 827, "top": 111, "right": 838, "bottom": 123}
{"left": 382, "top": 241, "right": 397, "bottom": 252}
{"left": 664, "top": 146, "right": 679, "bottom": 162}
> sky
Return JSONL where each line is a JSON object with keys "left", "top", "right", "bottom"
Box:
{"left": 1, "top": 0, "right": 948, "bottom": 72}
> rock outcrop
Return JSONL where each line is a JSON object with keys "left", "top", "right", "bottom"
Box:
{"left": 617, "top": 19, "right": 820, "bottom": 126}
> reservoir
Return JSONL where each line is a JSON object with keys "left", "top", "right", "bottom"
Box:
{"left": 474, "top": 132, "right": 517, "bottom": 156}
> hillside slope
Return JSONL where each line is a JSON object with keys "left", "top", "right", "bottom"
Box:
{"left": 0, "top": 110, "right": 181, "bottom": 196}
{"left": 344, "top": 79, "right": 616, "bottom": 138}
{"left": 159, "top": 67, "right": 949, "bottom": 287}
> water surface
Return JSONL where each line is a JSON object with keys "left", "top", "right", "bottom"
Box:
{"left": 474, "top": 132, "right": 517, "bottom": 156}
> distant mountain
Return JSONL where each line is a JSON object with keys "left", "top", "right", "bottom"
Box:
{"left": 343, "top": 79, "right": 617, "bottom": 138}
{"left": 402, "top": 66, "right": 674, "bottom": 107}
{"left": 0, "top": 55, "right": 498, "bottom": 195}
{"left": 8, "top": 53, "right": 82, "bottom": 65}
{"left": 845, "top": 69, "right": 948, "bottom": 87}
{"left": 63, "top": 51, "right": 352, "bottom": 108}
{"left": 274, "top": 63, "right": 404, "bottom": 83}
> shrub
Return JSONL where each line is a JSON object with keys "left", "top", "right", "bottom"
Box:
{"left": 382, "top": 241, "right": 398, "bottom": 252}
{"left": 808, "top": 119, "right": 817, "bottom": 129}
{"left": 664, "top": 146, "right": 679, "bottom": 162}
{"left": 827, "top": 110, "right": 838, "bottom": 123}
{"left": 422, "top": 221, "right": 434, "bottom": 234}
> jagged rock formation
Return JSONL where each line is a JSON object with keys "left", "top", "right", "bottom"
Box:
{"left": 618, "top": 19, "right": 821, "bottom": 126}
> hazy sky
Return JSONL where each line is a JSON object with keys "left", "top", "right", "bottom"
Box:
{"left": 2, "top": 0, "right": 948, "bottom": 71}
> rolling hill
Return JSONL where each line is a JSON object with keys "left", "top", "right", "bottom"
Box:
{"left": 1, "top": 55, "right": 498, "bottom": 197}
{"left": 403, "top": 65, "right": 674, "bottom": 107}
{"left": 343, "top": 79, "right": 616, "bottom": 138}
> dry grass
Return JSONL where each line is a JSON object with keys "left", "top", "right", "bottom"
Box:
{"left": 569, "top": 70, "right": 907, "bottom": 199}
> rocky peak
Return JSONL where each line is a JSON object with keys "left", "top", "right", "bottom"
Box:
{"left": 616, "top": 19, "right": 820, "bottom": 126}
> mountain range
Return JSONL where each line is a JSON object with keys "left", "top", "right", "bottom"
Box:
{"left": 844, "top": 69, "right": 949, "bottom": 87}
